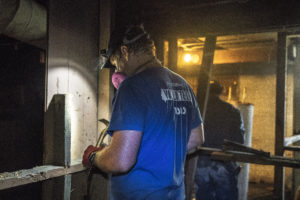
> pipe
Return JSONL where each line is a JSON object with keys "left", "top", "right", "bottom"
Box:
{"left": 0, "top": 0, "right": 46, "bottom": 42}
{"left": 237, "top": 103, "right": 254, "bottom": 200}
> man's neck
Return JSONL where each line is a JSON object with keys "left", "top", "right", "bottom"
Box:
{"left": 130, "top": 55, "right": 161, "bottom": 75}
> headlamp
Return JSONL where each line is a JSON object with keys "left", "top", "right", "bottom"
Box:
{"left": 99, "top": 49, "right": 116, "bottom": 70}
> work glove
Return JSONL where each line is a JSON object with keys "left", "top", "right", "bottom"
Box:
{"left": 82, "top": 145, "right": 105, "bottom": 167}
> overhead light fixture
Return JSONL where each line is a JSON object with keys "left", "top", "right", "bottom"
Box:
{"left": 184, "top": 53, "right": 192, "bottom": 63}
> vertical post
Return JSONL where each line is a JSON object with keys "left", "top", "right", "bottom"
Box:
{"left": 90, "top": 0, "right": 115, "bottom": 199}
{"left": 45, "top": 0, "right": 99, "bottom": 199}
{"left": 153, "top": 36, "right": 164, "bottom": 64}
{"left": 43, "top": 94, "right": 72, "bottom": 200}
{"left": 197, "top": 35, "right": 217, "bottom": 120}
{"left": 185, "top": 35, "right": 216, "bottom": 200}
{"left": 168, "top": 36, "right": 178, "bottom": 72}
{"left": 98, "top": 0, "right": 114, "bottom": 141}
{"left": 274, "top": 32, "right": 287, "bottom": 200}
{"left": 292, "top": 37, "right": 300, "bottom": 197}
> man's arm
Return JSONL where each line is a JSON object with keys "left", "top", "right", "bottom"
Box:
{"left": 93, "top": 130, "right": 142, "bottom": 174}
{"left": 187, "top": 123, "right": 204, "bottom": 151}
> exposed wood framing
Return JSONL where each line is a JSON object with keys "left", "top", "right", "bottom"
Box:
{"left": 198, "top": 35, "right": 217, "bottom": 119}
{"left": 274, "top": 32, "right": 287, "bottom": 200}
{"left": 91, "top": 0, "right": 115, "bottom": 199}
{"left": 284, "top": 146, "right": 300, "bottom": 152}
{"left": 188, "top": 147, "right": 300, "bottom": 169}
{"left": 3, "top": 144, "right": 300, "bottom": 192}
{"left": 168, "top": 36, "right": 178, "bottom": 72}
{"left": 185, "top": 35, "right": 217, "bottom": 200}
{"left": 0, "top": 160, "right": 85, "bottom": 191}
{"left": 43, "top": 94, "right": 72, "bottom": 200}
{"left": 292, "top": 36, "right": 300, "bottom": 196}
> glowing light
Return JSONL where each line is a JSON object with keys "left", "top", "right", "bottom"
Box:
{"left": 227, "top": 86, "right": 232, "bottom": 101}
{"left": 191, "top": 54, "right": 199, "bottom": 63}
{"left": 184, "top": 54, "right": 192, "bottom": 63}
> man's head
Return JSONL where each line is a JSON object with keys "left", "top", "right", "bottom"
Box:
{"left": 101, "top": 25, "right": 156, "bottom": 75}
{"left": 209, "top": 81, "right": 224, "bottom": 96}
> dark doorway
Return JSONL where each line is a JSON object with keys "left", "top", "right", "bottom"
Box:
{"left": 0, "top": 35, "right": 45, "bottom": 200}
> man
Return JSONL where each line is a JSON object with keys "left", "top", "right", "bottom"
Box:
{"left": 82, "top": 25, "right": 204, "bottom": 200}
{"left": 195, "top": 81, "right": 245, "bottom": 200}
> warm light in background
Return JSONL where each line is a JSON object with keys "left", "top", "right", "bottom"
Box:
{"left": 184, "top": 53, "right": 192, "bottom": 63}
{"left": 191, "top": 54, "right": 199, "bottom": 63}
{"left": 182, "top": 53, "right": 200, "bottom": 64}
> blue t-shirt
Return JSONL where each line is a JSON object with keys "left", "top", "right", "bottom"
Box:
{"left": 107, "top": 67, "right": 202, "bottom": 200}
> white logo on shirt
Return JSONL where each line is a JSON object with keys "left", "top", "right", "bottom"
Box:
{"left": 161, "top": 89, "right": 192, "bottom": 102}
{"left": 174, "top": 107, "right": 187, "bottom": 115}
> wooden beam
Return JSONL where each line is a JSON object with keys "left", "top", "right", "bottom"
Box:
{"left": 292, "top": 37, "right": 300, "bottom": 195}
{"left": 188, "top": 147, "right": 300, "bottom": 169}
{"left": 274, "top": 32, "right": 287, "bottom": 200}
{"left": 284, "top": 146, "right": 300, "bottom": 152}
{"left": 91, "top": 0, "right": 114, "bottom": 199}
{"left": 0, "top": 160, "right": 85, "bottom": 191}
{"left": 185, "top": 35, "right": 217, "bottom": 200}
{"left": 168, "top": 36, "right": 178, "bottom": 72}
{"left": 43, "top": 94, "right": 72, "bottom": 200}
{"left": 197, "top": 35, "right": 217, "bottom": 119}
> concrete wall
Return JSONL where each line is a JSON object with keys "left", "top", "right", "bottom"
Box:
{"left": 230, "top": 63, "right": 294, "bottom": 186}
{"left": 47, "top": 0, "right": 99, "bottom": 161}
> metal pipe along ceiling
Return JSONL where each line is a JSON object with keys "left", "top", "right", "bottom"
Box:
{"left": 0, "top": 0, "right": 46, "bottom": 42}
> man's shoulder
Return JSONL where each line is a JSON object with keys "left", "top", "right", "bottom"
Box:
{"left": 215, "top": 98, "right": 241, "bottom": 115}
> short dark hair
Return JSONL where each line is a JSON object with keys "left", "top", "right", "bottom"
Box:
{"left": 100, "top": 25, "right": 155, "bottom": 68}
{"left": 121, "top": 25, "right": 155, "bottom": 55}
{"left": 210, "top": 81, "right": 223, "bottom": 96}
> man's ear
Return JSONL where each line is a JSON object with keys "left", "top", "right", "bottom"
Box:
{"left": 120, "top": 46, "right": 129, "bottom": 61}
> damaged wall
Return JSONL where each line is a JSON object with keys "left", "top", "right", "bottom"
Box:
{"left": 45, "top": 0, "right": 99, "bottom": 199}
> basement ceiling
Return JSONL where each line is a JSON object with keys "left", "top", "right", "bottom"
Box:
{"left": 179, "top": 32, "right": 277, "bottom": 51}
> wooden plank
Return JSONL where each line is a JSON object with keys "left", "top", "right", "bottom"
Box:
{"left": 89, "top": 0, "right": 114, "bottom": 199}
{"left": 196, "top": 35, "right": 217, "bottom": 118}
{"left": 43, "top": 94, "right": 72, "bottom": 200}
{"left": 284, "top": 135, "right": 300, "bottom": 146}
{"left": 44, "top": 94, "right": 71, "bottom": 166}
{"left": 274, "top": 32, "right": 287, "bottom": 200}
{"left": 168, "top": 36, "right": 178, "bottom": 72}
{"left": 185, "top": 35, "right": 217, "bottom": 200}
{"left": 0, "top": 160, "right": 85, "bottom": 191}
{"left": 284, "top": 146, "right": 300, "bottom": 152}
{"left": 188, "top": 147, "right": 300, "bottom": 169}
{"left": 223, "top": 139, "right": 270, "bottom": 157}
{"left": 292, "top": 36, "right": 300, "bottom": 195}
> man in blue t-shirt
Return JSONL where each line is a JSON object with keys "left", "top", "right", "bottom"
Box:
{"left": 82, "top": 25, "right": 204, "bottom": 200}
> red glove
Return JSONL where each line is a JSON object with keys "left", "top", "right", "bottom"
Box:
{"left": 82, "top": 145, "right": 104, "bottom": 167}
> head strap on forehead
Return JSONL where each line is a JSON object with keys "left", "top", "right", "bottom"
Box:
{"left": 122, "top": 25, "right": 148, "bottom": 45}
{"left": 123, "top": 33, "right": 147, "bottom": 45}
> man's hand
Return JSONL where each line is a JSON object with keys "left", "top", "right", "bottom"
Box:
{"left": 82, "top": 145, "right": 104, "bottom": 167}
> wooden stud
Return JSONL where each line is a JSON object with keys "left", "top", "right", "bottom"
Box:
{"left": 43, "top": 94, "right": 72, "bottom": 200}
{"left": 274, "top": 32, "right": 287, "bottom": 200}
{"left": 168, "top": 36, "right": 178, "bottom": 72}
{"left": 0, "top": 160, "right": 84, "bottom": 191}
{"left": 185, "top": 35, "right": 217, "bottom": 200}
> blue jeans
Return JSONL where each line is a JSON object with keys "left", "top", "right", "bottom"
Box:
{"left": 195, "top": 161, "right": 239, "bottom": 200}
